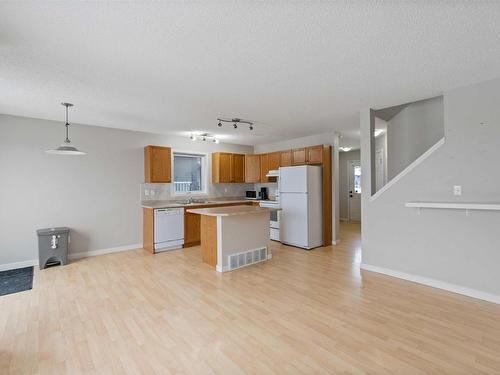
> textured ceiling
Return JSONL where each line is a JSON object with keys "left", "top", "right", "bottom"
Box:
{"left": 1, "top": 2, "right": 500, "bottom": 146}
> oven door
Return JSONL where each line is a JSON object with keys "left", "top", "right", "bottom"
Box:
{"left": 270, "top": 210, "right": 280, "bottom": 229}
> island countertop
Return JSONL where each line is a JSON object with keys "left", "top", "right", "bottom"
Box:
{"left": 187, "top": 205, "right": 280, "bottom": 217}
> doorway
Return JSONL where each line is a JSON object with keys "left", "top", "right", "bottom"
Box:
{"left": 348, "top": 160, "right": 361, "bottom": 222}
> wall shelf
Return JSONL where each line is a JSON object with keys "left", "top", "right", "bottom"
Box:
{"left": 405, "top": 202, "right": 500, "bottom": 216}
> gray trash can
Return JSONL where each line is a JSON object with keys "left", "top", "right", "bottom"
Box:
{"left": 37, "top": 227, "right": 70, "bottom": 270}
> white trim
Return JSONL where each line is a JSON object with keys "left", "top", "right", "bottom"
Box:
{"left": 170, "top": 150, "right": 209, "bottom": 197}
{"left": 370, "top": 137, "right": 445, "bottom": 201}
{"left": 339, "top": 217, "right": 349, "bottom": 222}
{"left": 332, "top": 239, "right": 340, "bottom": 245}
{"left": 361, "top": 263, "right": 500, "bottom": 305}
{"left": 347, "top": 159, "right": 361, "bottom": 222}
{"left": 405, "top": 201, "right": 500, "bottom": 211}
{"left": 0, "top": 259, "right": 39, "bottom": 272}
{"left": 68, "top": 243, "right": 142, "bottom": 260}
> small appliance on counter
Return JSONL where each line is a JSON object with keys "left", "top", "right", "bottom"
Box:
{"left": 245, "top": 190, "right": 258, "bottom": 200}
{"left": 259, "top": 187, "right": 269, "bottom": 200}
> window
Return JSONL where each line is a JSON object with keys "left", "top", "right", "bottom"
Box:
{"left": 173, "top": 152, "right": 206, "bottom": 194}
{"left": 354, "top": 165, "right": 361, "bottom": 194}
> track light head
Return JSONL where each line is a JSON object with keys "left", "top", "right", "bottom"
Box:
{"left": 233, "top": 123, "right": 238, "bottom": 129}
{"left": 190, "top": 134, "right": 196, "bottom": 141}
{"left": 218, "top": 121, "right": 222, "bottom": 127}
{"left": 249, "top": 125, "right": 253, "bottom": 131}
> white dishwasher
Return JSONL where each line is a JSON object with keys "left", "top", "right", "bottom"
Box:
{"left": 154, "top": 208, "right": 184, "bottom": 252}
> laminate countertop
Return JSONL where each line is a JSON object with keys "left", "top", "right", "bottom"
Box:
{"left": 187, "top": 205, "right": 280, "bottom": 217}
{"left": 141, "top": 199, "right": 265, "bottom": 209}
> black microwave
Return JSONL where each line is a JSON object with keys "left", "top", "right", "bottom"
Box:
{"left": 245, "top": 190, "right": 258, "bottom": 199}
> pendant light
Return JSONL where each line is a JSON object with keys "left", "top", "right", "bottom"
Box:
{"left": 46, "top": 103, "right": 86, "bottom": 155}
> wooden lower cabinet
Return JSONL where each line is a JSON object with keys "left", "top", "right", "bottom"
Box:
{"left": 182, "top": 202, "right": 253, "bottom": 248}
{"left": 143, "top": 208, "right": 154, "bottom": 253}
{"left": 184, "top": 211, "right": 201, "bottom": 246}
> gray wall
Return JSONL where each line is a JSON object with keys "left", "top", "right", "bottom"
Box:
{"left": 361, "top": 78, "right": 500, "bottom": 298}
{"left": 0, "top": 114, "right": 252, "bottom": 266}
{"left": 339, "top": 149, "right": 360, "bottom": 220}
{"left": 386, "top": 96, "right": 444, "bottom": 180}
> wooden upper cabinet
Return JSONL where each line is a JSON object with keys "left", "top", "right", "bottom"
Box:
{"left": 245, "top": 154, "right": 261, "bottom": 183}
{"left": 306, "top": 145, "right": 323, "bottom": 164}
{"left": 212, "top": 152, "right": 232, "bottom": 183}
{"left": 260, "top": 153, "right": 270, "bottom": 182}
{"left": 292, "top": 148, "right": 306, "bottom": 165}
{"left": 280, "top": 150, "right": 292, "bottom": 167}
{"left": 268, "top": 152, "right": 281, "bottom": 171}
{"left": 230, "top": 153, "right": 245, "bottom": 183}
{"left": 144, "top": 145, "right": 171, "bottom": 183}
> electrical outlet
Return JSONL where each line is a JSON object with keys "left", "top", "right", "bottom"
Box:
{"left": 224, "top": 187, "right": 228, "bottom": 193}
{"left": 144, "top": 189, "right": 150, "bottom": 196}
{"left": 453, "top": 185, "right": 462, "bottom": 196}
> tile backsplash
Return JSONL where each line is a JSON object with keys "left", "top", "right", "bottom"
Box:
{"left": 141, "top": 183, "right": 255, "bottom": 201}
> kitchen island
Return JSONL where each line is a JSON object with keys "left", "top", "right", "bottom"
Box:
{"left": 186, "top": 205, "right": 280, "bottom": 272}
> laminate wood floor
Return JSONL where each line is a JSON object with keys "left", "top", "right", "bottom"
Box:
{"left": 1, "top": 223, "right": 500, "bottom": 374}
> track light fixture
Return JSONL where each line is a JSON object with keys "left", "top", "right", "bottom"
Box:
{"left": 217, "top": 117, "right": 254, "bottom": 131}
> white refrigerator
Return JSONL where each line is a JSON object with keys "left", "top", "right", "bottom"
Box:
{"left": 279, "top": 165, "right": 323, "bottom": 249}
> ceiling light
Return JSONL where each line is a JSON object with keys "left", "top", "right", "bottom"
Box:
{"left": 217, "top": 117, "right": 254, "bottom": 131}
{"left": 46, "top": 103, "right": 86, "bottom": 155}
{"left": 190, "top": 134, "right": 197, "bottom": 141}
{"left": 214, "top": 139, "right": 219, "bottom": 144}
{"left": 339, "top": 147, "right": 352, "bottom": 152}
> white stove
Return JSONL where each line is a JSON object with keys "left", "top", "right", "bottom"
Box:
{"left": 259, "top": 200, "right": 280, "bottom": 241}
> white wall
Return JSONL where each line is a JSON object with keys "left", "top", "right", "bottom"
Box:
{"left": 386, "top": 96, "right": 444, "bottom": 180}
{"left": 339, "top": 149, "right": 360, "bottom": 220}
{"left": 361, "top": 78, "right": 500, "bottom": 302}
{"left": 0, "top": 114, "right": 252, "bottom": 267}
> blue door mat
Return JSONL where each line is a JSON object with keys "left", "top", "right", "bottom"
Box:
{"left": 0, "top": 266, "right": 34, "bottom": 296}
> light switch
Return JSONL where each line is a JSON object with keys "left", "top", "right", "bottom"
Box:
{"left": 144, "top": 189, "right": 150, "bottom": 196}
{"left": 453, "top": 185, "right": 462, "bottom": 196}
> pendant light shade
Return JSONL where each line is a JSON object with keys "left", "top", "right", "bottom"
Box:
{"left": 46, "top": 103, "right": 86, "bottom": 155}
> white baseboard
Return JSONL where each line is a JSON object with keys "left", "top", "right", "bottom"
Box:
{"left": 361, "top": 263, "right": 500, "bottom": 305}
{"left": 0, "top": 259, "right": 39, "bottom": 272}
{"left": 0, "top": 244, "right": 143, "bottom": 272}
{"left": 68, "top": 243, "right": 143, "bottom": 260}
{"left": 332, "top": 239, "right": 340, "bottom": 245}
